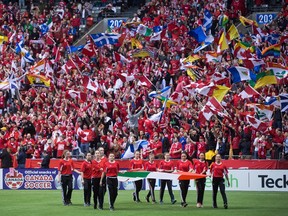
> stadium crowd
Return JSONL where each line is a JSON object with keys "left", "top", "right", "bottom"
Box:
{"left": 0, "top": 0, "right": 288, "bottom": 169}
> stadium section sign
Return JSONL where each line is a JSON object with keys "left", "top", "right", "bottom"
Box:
{"left": 256, "top": 13, "right": 277, "bottom": 25}
{"left": 107, "top": 18, "right": 127, "bottom": 29}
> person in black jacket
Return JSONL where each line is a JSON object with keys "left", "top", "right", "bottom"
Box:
{"left": 41, "top": 151, "right": 51, "bottom": 168}
{"left": 0, "top": 148, "right": 13, "bottom": 168}
{"left": 159, "top": 131, "right": 170, "bottom": 153}
{"left": 21, "top": 118, "right": 36, "bottom": 137}
{"left": 17, "top": 147, "right": 26, "bottom": 169}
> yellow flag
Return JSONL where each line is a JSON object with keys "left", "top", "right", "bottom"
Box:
{"left": 239, "top": 16, "right": 258, "bottom": 27}
{"left": 130, "top": 38, "right": 143, "bottom": 49}
{"left": 227, "top": 24, "right": 239, "bottom": 41}
{"left": 187, "top": 68, "right": 196, "bottom": 81}
{"left": 27, "top": 74, "right": 50, "bottom": 87}
{"left": 0, "top": 35, "right": 8, "bottom": 44}
{"left": 218, "top": 31, "right": 229, "bottom": 52}
{"left": 183, "top": 54, "right": 201, "bottom": 63}
{"left": 212, "top": 85, "right": 230, "bottom": 102}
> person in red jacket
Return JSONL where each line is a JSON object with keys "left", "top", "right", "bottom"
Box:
{"left": 210, "top": 154, "right": 230, "bottom": 209}
{"left": 144, "top": 153, "right": 158, "bottom": 203}
{"left": 176, "top": 151, "right": 194, "bottom": 207}
{"left": 57, "top": 150, "right": 81, "bottom": 206}
{"left": 194, "top": 152, "right": 208, "bottom": 208}
{"left": 92, "top": 150, "right": 104, "bottom": 210}
{"left": 149, "top": 134, "right": 163, "bottom": 159}
{"left": 158, "top": 152, "right": 177, "bottom": 205}
{"left": 130, "top": 150, "right": 144, "bottom": 203}
{"left": 100, "top": 153, "right": 119, "bottom": 211}
{"left": 81, "top": 152, "right": 92, "bottom": 207}
{"left": 169, "top": 137, "right": 182, "bottom": 159}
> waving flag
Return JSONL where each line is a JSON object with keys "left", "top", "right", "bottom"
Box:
{"left": 82, "top": 76, "right": 99, "bottom": 92}
{"left": 261, "top": 44, "right": 281, "bottom": 57}
{"left": 137, "top": 24, "right": 153, "bottom": 36}
{"left": 238, "top": 85, "right": 260, "bottom": 99}
{"left": 39, "top": 17, "right": 53, "bottom": 35}
{"left": 246, "top": 104, "right": 274, "bottom": 121}
{"left": 228, "top": 66, "right": 256, "bottom": 83}
{"left": 280, "top": 94, "right": 288, "bottom": 112}
{"left": 212, "top": 85, "right": 230, "bottom": 102}
{"left": 90, "top": 33, "right": 120, "bottom": 47}
{"left": 265, "top": 96, "right": 280, "bottom": 107}
{"left": 219, "top": 14, "right": 229, "bottom": 27}
{"left": 149, "top": 86, "right": 171, "bottom": 98}
{"left": 245, "top": 115, "right": 270, "bottom": 131}
{"left": 203, "top": 9, "right": 212, "bottom": 31}
{"left": 266, "top": 63, "right": 288, "bottom": 79}
{"left": 218, "top": 31, "right": 229, "bottom": 52}
{"left": 242, "top": 59, "right": 265, "bottom": 70}
{"left": 121, "top": 140, "right": 149, "bottom": 159}
{"left": 205, "top": 51, "right": 222, "bottom": 62}
{"left": 193, "top": 34, "right": 214, "bottom": 53}
{"left": 254, "top": 70, "right": 278, "bottom": 89}
{"left": 66, "top": 45, "right": 84, "bottom": 54}
{"left": 239, "top": 16, "right": 257, "bottom": 27}
{"left": 26, "top": 74, "right": 50, "bottom": 87}
{"left": 188, "top": 26, "right": 207, "bottom": 43}
{"left": 226, "top": 24, "right": 239, "bottom": 41}
{"left": 135, "top": 75, "right": 153, "bottom": 88}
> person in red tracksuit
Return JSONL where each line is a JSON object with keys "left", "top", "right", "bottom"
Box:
{"left": 81, "top": 153, "right": 92, "bottom": 207}
{"left": 210, "top": 154, "right": 230, "bottom": 209}
{"left": 144, "top": 153, "right": 158, "bottom": 203}
{"left": 92, "top": 150, "right": 105, "bottom": 210}
{"left": 130, "top": 150, "right": 144, "bottom": 203}
{"left": 176, "top": 151, "right": 194, "bottom": 207}
{"left": 100, "top": 153, "right": 119, "bottom": 211}
{"left": 58, "top": 150, "right": 80, "bottom": 206}
{"left": 194, "top": 152, "right": 208, "bottom": 208}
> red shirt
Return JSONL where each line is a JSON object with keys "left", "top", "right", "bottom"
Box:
{"left": 130, "top": 159, "right": 144, "bottom": 170}
{"left": 177, "top": 160, "right": 194, "bottom": 172}
{"left": 170, "top": 142, "right": 182, "bottom": 159}
{"left": 59, "top": 159, "right": 74, "bottom": 175}
{"left": 194, "top": 160, "right": 208, "bottom": 174}
{"left": 196, "top": 142, "right": 206, "bottom": 157}
{"left": 104, "top": 161, "right": 119, "bottom": 177}
{"left": 159, "top": 160, "right": 174, "bottom": 172}
{"left": 92, "top": 159, "right": 104, "bottom": 178}
{"left": 150, "top": 140, "right": 162, "bottom": 156}
{"left": 210, "top": 162, "right": 228, "bottom": 178}
{"left": 145, "top": 161, "right": 157, "bottom": 171}
{"left": 81, "top": 160, "right": 92, "bottom": 179}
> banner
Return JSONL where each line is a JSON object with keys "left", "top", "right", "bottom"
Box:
{"left": 1, "top": 169, "right": 287, "bottom": 191}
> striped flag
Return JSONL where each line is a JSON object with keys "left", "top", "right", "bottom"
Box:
{"left": 279, "top": 94, "right": 288, "bottom": 112}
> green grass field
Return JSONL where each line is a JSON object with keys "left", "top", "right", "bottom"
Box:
{"left": 0, "top": 190, "right": 287, "bottom": 216}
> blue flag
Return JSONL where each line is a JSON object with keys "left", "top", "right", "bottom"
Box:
{"left": 188, "top": 26, "right": 207, "bottom": 43}
{"left": 90, "top": 33, "right": 120, "bottom": 47}
{"left": 203, "top": 9, "right": 212, "bottom": 31}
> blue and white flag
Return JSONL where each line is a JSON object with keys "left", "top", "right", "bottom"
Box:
{"left": 280, "top": 94, "right": 288, "bottom": 112}
{"left": 188, "top": 26, "right": 207, "bottom": 43}
{"left": 203, "top": 9, "right": 212, "bottom": 31}
{"left": 15, "top": 39, "right": 25, "bottom": 54}
{"left": 66, "top": 45, "right": 85, "bottom": 54}
{"left": 193, "top": 34, "right": 214, "bottom": 53}
{"left": 90, "top": 33, "right": 120, "bottom": 47}
{"left": 121, "top": 140, "right": 149, "bottom": 159}
{"left": 39, "top": 18, "right": 53, "bottom": 35}
{"left": 228, "top": 66, "right": 256, "bottom": 83}
{"left": 265, "top": 96, "right": 280, "bottom": 107}
{"left": 153, "top": 26, "right": 163, "bottom": 33}
{"left": 148, "top": 86, "right": 171, "bottom": 98}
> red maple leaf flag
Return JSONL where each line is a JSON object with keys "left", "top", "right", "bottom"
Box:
{"left": 238, "top": 85, "right": 260, "bottom": 99}
{"left": 245, "top": 115, "right": 270, "bottom": 131}
{"left": 135, "top": 75, "right": 153, "bottom": 88}
{"left": 65, "top": 90, "right": 87, "bottom": 102}
{"left": 82, "top": 76, "right": 99, "bottom": 92}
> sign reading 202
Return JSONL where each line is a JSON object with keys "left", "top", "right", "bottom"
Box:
{"left": 108, "top": 19, "right": 127, "bottom": 29}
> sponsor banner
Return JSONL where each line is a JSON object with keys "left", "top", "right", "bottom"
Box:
{"left": 143, "top": 170, "right": 288, "bottom": 192}
{"left": 2, "top": 169, "right": 83, "bottom": 190}
{"left": 1, "top": 169, "right": 287, "bottom": 191}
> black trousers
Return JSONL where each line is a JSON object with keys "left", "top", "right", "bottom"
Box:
{"left": 179, "top": 180, "right": 190, "bottom": 203}
{"left": 83, "top": 178, "right": 92, "bottom": 204}
{"left": 61, "top": 175, "right": 73, "bottom": 204}
{"left": 212, "top": 177, "right": 228, "bottom": 206}
{"left": 146, "top": 178, "right": 156, "bottom": 202}
{"left": 92, "top": 178, "right": 104, "bottom": 208}
{"left": 133, "top": 179, "right": 143, "bottom": 201}
{"left": 196, "top": 178, "right": 206, "bottom": 204}
{"left": 107, "top": 177, "right": 118, "bottom": 208}
{"left": 159, "top": 180, "right": 175, "bottom": 202}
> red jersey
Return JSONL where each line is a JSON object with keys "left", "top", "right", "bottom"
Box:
{"left": 92, "top": 159, "right": 104, "bottom": 178}
{"left": 210, "top": 162, "right": 228, "bottom": 178}
{"left": 145, "top": 161, "right": 157, "bottom": 171}
{"left": 59, "top": 159, "right": 74, "bottom": 175}
{"left": 81, "top": 160, "right": 92, "bottom": 179}
{"left": 185, "top": 143, "right": 196, "bottom": 157}
{"left": 101, "top": 156, "right": 108, "bottom": 163}
{"left": 150, "top": 140, "right": 162, "bottom": 156}
{"left": 170, "top": 142, "right": 182, "bottom": 159}
{"left": 196, "top": 142, "right": 206, "bottom": 157}
{"left": 194, "top": 160, "right": 208, "bottom": 174}
{"left": 159, "top": 160, "right": 174, "bottom": 172}
{"left": 104, "top": 161, "right": 119, "bottom": 177}
{"left": 130, "top": 159, "right": 144, "bottom": 170}
{"left": 177, "top": 160, "right": 194, "bottom": 172}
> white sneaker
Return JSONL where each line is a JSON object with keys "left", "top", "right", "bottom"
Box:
{"left": 196, "top": 203, "right": 201, "bottom": 208}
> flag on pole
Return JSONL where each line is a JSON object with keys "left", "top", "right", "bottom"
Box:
{"left": 228, "top": 66, "right": 256, "bottom": 83}
{"left": 39, "top": 17, "right": 53, "bottom": 35}
{"left": 226, "top": 24, "right": 240, "bottom": 41}
{"left": 90, "top": 33, "right": 120, "bottom": 47}
{"left": 279, "top": 94, "right": 288, "bottom": 112}
{"left": 218, "top": 31, "right": 229, "bottom": 52}
{"left": 254, "top": 70, "right": 278, "bottom": 89}
{"left": 238, "top": 85, "right": 260, "bottom": 99}
{"left": 188, "top": 26, "right": 207, "bottom": 43}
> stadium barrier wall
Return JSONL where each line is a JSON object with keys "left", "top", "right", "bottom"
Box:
{"left": 0, "top": 168, "right": 287, "bottom": 192}
{"left": 24, "top": 159, "right": 288, "bottom": 170}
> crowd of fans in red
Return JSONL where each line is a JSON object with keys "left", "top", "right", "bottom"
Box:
{"left": 0, "top": 0, "right": 288, "bottom": 169}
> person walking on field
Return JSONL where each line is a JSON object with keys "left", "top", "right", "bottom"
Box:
{"left": 81, "top": 152, "right": 93, "bottom": 207}
{"left": 210, "top": 154, "right": 230, "bottom": 209}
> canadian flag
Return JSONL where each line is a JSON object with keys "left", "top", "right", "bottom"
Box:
{"left": 242, "top": 59, "right": 265, "bottom": 70}
{"left": 245, "top": 115, "right": 270, "bottom": 132}
{"left": 66, "top": 90, "right": 87, "bottom": 102}
{"left": 135, "top": 75, "right": 153, "bottom": 88}
{"left": 62, "top": 59, "right": 77, "bottom": 73}
{"left": 238, "top": 85, "right": 260, "bottom": 99}
{"left": 170, "top": 91, "right": 183, "bottom": 103}
{"left": 82, "top": 76, "right": 99, "bottom": 92}
{"left": 117, "top": 73, "right": 135, "bottom": 82}
{"left": 82, "top": 37, "right": 97, "bottom": 57}
{"left": 114, "top": 52, "right": 131, "bottom": 63}
{"left": 195, "top": 82, "right": 216, "bottom": 97}
{"left": 184, "top": 82, "right": 205, "bottom": 95}
{"left": 76, "top": 125, "right": 92, "bottom": 142}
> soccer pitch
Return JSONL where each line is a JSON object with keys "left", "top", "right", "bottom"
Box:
{"left": 0, "top": 190, "right": 287, "bottom": 216}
